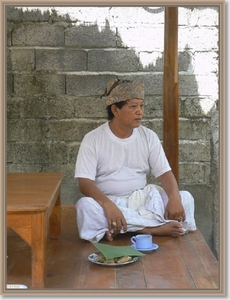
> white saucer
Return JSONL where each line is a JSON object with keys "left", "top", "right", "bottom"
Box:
{"left": 131, "top": 243, "right": 159, "bottom": 252}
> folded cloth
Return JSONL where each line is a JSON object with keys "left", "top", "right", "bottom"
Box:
{"left": 137, "top": 206, "right": 157, "bottom": 220}
{"left": 128, "top": 185, "right": 164, "bottom": 220}
{"left": 92, "top": 242, "right": 145, "bottom": 259}
{"left": 128, "top": 189, "right": 146, "bottom": 211}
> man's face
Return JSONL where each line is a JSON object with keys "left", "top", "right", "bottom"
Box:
{"left": 114, "top": 98, "right": 144, "bottom": 129}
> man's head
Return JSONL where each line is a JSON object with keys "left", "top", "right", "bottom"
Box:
{"left": 101, "top": 79, "right": 145, "bottom": 120}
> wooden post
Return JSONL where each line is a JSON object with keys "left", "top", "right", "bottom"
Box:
{"left": 163, "top": 7, "right": 179, "bottom": 182}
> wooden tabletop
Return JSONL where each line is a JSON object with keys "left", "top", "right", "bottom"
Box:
{"left": 7, "top": 172, "right": 63, "bottom": 212}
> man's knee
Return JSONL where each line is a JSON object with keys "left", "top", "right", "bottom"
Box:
{"left": 180, "top": 190, "right": 195, "bottom": 204}
{"left": 75, "top": 196, "right": 94, "bottom": 210}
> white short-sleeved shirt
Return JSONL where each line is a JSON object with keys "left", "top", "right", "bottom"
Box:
{"left": 75, "top": 122, "right": 171, "bottom": 197}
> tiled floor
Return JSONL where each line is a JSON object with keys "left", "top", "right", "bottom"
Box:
{"left": 6, "top": 205, "right": 220, "bottom": 296}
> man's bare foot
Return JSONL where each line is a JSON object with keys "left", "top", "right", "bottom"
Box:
{"left": 104, "top": 231, "right": 114, "bottom": 241}
{"left": 137, "top": 222, "right": 185, "bottom": 238}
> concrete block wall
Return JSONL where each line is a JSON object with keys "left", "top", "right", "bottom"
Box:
{"left": 6, "top": 6, "right": 219, "bottom": 258}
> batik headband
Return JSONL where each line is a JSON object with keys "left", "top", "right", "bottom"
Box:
{"left": 100, "top": 79, "right": 145, "bottom": 106}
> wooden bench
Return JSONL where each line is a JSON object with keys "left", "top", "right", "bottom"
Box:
{"left": 7, "top": 172, "right": 63, "bottom": 289}
{"left": 74, "top": 225, "right": 220, "bottom": 292}
{"left": 6, "top": 205, "right": 220, "bottom": 295}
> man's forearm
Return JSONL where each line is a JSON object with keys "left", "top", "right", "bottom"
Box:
{"left": 157, "top": 171, "right": 180, "bottom": 201}
{"left": 78, "top": 177, "right": 111, "bottom": 207}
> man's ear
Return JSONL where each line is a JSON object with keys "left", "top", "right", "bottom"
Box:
{"left": 111, "top": 104, "right": 119, "bottom": 116}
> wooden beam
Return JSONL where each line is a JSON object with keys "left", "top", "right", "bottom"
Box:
{"left": 163, "top": 7, "right": 179, "bottom": 182}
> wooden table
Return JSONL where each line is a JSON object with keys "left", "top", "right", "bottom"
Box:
{"left": 7, "top": 172, "right": 63, "bottom": 289}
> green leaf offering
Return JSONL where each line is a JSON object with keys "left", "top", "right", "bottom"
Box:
{"left": 92, "top": 242, "right": 145, "bottom": 260}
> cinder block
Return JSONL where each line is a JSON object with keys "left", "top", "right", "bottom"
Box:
{"left": 14, "top": 142, "right": 50, "bottom": 164}
{"left": 20, "top": 97, "right": 48, "bottom": 119}
{"left": 14, "top": 74, "right": 65, "bottom": 96}
{"left": 7, "top": 142, "right": 15, "bottom": 163}
{"left": 88, "top": 49, "right": 139, "bottom": 72}
{"left": 190, "top": 51, "right": 218, "bottom": 74}
{"left": 49, "top": 142, "right": 68, "bottom": 165}
{"left": 180, "top": 118, "right": 211, "bottom": 140}
{"left": 7, "top": 6, "right": 51, "bottom": 22}
{"left": 7, "top": 163, "right": 44, "bottom": 173}
{"left": 36, "top": 49, "right": 87, "bottom": 71}
{"left": 141, "top": 119, "right": 163, "bottom": 139}
{"left": 179, "top": 141, "right": 211, "bottom": 162}
{"left": 67, "top": 142, "right": 80, "bottom": 164}
{"left": 12, "top": 23, "right": 65, "bottom": 46}
{"left": 7, "top": 22, "right": 14, "bottom": 46}
{"left": 179, "top": 74, "right": 218, "bottom": 97}
{"left": 66, "top": 74, "right": 115, "bottom": 96}
{"left": 48, "top": 119, "right": 103, "bottom": 142}
{"left": 8, "top": 48, "right": 35, "bottom": 71}
{"left": 7, "top": 74, "right": 13, "bottom": 94}
{"left": 144, "top": 96, "right": 163, "bottom": 118}
{"left": 60, "top": 184, "right": 82, "bottom": 204}
{"left": 117, "top": 26, "right": 164, "bottom": 51}
{"left": 7, "top": 7, "right": 23, "bottom": 22}
{"left": 47, "top": 97, "right": 75, "bottom": 119}
{"left": 109, "top": 6, "right": 164, "bottom": 27}
{"left": 180, "top": 96, "right": 216, "bottom": 118}
{"left": 7, "top": 97, "right": 21, "bottom": 119}
{"left": 179, "top": 183, "right": 214, "bottom": 249}
{"left": 109, "top": 7, "right": 140, "bottom": 26}
{"left": 65, "top": 24, "right": 117, "bottom": 48}
{"left": 74, "top": 96, "right": 107, "bottom": 118}
{"left": 179, "top": 162, "right": 210, "bottom": 183}
{"left": 179, "top": 7, "right": 219, "bottom": 26}
{"left": 139, "top": 51, "right": 163, "bottom": 71}
{"left": 140, "top": 74, "right": 164, "bottom": 95}
{"left": 178, "top": 27, "right": 218, "bottom": 50}
{"left": 7, "top": 119, "right": 47, "bottom": 142}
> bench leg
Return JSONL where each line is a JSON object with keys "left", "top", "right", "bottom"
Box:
{"left": 31, "top": 212, "right": 46, "bottom": 288}
{"left": 49, "top": 191, "right": 61, "bottom": 239}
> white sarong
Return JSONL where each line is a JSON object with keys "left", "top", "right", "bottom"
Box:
{"left": 75, "top": 184, "right": 197, "bottom": 242}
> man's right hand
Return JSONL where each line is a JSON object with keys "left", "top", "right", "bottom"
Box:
{"left": 103, "top": 201, "right": 127, "bottom": 235}
{"left": 78, "top": 177, "right": 127, "bottom": 235}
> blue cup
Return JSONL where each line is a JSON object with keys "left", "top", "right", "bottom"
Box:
{"left": 131, "top": 234, "right": 152, "bottom": 249}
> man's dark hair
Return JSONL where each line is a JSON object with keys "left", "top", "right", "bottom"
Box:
{"left": 106, "top": 101, "right": 127, "bottom": 120}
